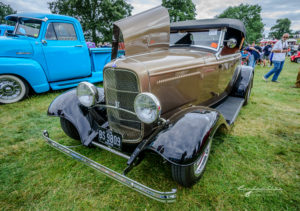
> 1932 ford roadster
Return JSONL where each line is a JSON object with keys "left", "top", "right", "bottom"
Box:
{"left": 43, "top": 6, "right": 253, "bottom": 202}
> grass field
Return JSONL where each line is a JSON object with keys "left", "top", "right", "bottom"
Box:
{"left": 0, "top": 59, "right": 299, "bottom": 210}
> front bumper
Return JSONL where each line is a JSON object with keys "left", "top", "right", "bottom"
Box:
{"left": 42, "top": 130, "right": 176, "bottom": 203}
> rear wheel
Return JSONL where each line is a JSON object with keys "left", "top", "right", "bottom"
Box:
{"left": 0, "top": 75, "right": 29, "bottom": 104}
{"left": 171, "top": 139, "right": 212, "bottom": 187}
{"left": 60, "top": 118, "right": 80, "bottom": 140}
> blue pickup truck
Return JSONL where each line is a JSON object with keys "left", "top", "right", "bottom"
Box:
{"left": 0, "top": 24, "right": 14, "bottom": 36}
{"left": 0, "top": 13, "right": 119, "bottom": 104}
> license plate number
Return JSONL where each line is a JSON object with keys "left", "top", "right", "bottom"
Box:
{"left": 98, "top": 127, "right": 122, "bottom": 150}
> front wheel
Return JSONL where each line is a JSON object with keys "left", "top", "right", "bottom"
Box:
{"left": 296, "top": 58, "right": 300, "bottom": 64}
{"left": 60, "top": 118, "right": 80, "bottom": 140}
{"left": 0, "top": 75, "right": 29, "bottom": 104}
{"left": 171, "top": 139, "right": 212, "bottom": 187}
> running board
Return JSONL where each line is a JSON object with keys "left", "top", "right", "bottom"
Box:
{"left": 42, "top": 130, "right": 176, "bottom": 203}
{"left": 215, "top": 96, "right": 244, "bottom": 125}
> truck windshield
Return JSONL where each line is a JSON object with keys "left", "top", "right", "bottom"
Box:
{"left": 15, "top": 19, "right": 41, "bottom": 38}
{"left": 170, "top": 29, "right": 221, "bottom": 51}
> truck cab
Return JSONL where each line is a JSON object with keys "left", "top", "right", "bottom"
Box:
{"left": 0, "top": 13, "right": 117, "bottom": 104}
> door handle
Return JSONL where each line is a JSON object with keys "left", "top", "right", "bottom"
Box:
{"left": 42, "top": 40, "right": 47, "bottom": 45}
{"left": 74, "top": 45, "right": 83, "bottom": 47}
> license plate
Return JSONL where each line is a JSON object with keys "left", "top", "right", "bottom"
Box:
{"left": 98, "top": 127, "right": 122, "bottom": 150}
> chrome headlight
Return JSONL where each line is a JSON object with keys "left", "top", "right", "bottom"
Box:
{"left": 76, "top": 82, "right": 98, "bottom": 107}
{"left": 134, "top": 93, "right": 161, "bottom": 124}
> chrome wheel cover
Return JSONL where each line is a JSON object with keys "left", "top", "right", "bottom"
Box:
{"left": 0, "top": 75, "right": 26, "bottom": 104}
{"left": 193, "top": 139, "right": 212, "bottom": 177}
{"left": 0, "top": 78, "right": 22, "bottom": 100}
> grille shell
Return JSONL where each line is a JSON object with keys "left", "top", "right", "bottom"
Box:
{"left": 104, "top": 68, "right": 143, "bottom": 143}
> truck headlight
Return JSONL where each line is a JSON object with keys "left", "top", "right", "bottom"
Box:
{"left": 77, "top": 82, "right": 98, "bottom": 107}
{"left": 134, "top": 93, "right": 161, "bottom": 124}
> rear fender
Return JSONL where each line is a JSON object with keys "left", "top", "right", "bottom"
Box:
{"left": 48, "top": 87, "right": 105, "bottom": 146}
{"left": 231, "top": 65, "right": 253, "bottom": 98}
{"left": 0, "top": 57, "right": 49, "bottom": 93}
{"left": 146, "top": 106, "right": 228, "bottom": 166}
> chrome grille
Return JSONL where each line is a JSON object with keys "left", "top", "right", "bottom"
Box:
{"left": 104, "top": 68, "right": 142, "bottom": 143}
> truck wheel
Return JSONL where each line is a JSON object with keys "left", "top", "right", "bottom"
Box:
{"left": 243, "top": 77, "right": 253, "bottom": 106}
{"left": 0, "top": 75, "right": 29, "bottom": 104}
{"left": 171, "top": 139, "right": 212, "bottom": 187}
{"left": 60, "top": 118, "right": 80, "bottom": 140}
{"left": 296, "top": 58, "right": 300, "bottom": 64}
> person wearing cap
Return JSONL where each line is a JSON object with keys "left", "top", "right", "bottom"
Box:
{"left": 263, "top": 33, "right": 289, "bottom": 83}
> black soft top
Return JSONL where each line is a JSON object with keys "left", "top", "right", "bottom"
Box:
{"left": 171, "top": 18, "right": 246, "bottom": 36}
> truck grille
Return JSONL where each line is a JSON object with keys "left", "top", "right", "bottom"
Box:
{"left": 104, "top": 68, "right": 142, "bottom": 143}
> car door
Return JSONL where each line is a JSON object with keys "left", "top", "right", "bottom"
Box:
{"left": 42, "top": 21, "right": 91, "bottom": 82}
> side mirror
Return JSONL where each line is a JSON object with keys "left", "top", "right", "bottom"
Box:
{"left": 226, "top": 38, "right": 237, "bottom": 48}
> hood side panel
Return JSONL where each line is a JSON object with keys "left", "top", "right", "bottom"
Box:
{"left": 114, "top": 6, "right": 170, "bottom": 57}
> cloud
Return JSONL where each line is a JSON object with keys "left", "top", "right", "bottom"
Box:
{"left": 2, "top": 0, "right": 50, "bottom": 13}
{"left": 2, "top": 0, "right": 300, "bottom": 33}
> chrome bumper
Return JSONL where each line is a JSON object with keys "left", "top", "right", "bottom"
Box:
{"left": 42, "top": 130, "right": 177, "bottom": 203}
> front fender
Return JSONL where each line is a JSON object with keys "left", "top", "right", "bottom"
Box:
{"left": 48, "top": 87, "right": 105, "bottom": 146}
{"left": 0, "top": 57, "right": 49, "bottom": 93}
{"left": 147, "top": 107, "right": 228, "bottom": 166}
{"left": 231, "top": 65, "right": 254, "bottom": 98}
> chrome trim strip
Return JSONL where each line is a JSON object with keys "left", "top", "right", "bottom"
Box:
{"left": 91, "top": 141, "right": 130, "bottom": 160}
{"left": 42, "top": 131, "right": 176, "bottom": 203}
{"left": 16, "top": 52, "right": 32, "bottom": 55}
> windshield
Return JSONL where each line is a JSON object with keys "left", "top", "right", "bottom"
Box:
{"left": 170, "top": 29, "right": 222, "bottom": 50}
{"left": 15, "top": 18, "right": 41, "bottom": 38}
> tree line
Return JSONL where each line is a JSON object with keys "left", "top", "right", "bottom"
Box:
{"left": 0, "top": 1, "right": 296, "bottom": 44}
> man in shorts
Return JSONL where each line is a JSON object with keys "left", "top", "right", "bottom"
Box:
{"left": 262, "top": 42, "right": 272, "bottom": 67}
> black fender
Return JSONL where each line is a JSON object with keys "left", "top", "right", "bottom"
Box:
{"left": 146, "top": 106, "right": 229, "bottom": 166}
{"left": 231, "top": 65, "right": 254, "bottom": 98}
{"left": 47, "top": 87, "right": 105, "bottom": 146}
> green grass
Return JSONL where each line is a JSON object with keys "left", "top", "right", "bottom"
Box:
{"left": 0, "top": 59, "right": 299, "bottom": 210}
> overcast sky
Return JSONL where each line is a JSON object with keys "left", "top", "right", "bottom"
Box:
{"left": 2, "top": 0, "right": 300, "bottom": 35}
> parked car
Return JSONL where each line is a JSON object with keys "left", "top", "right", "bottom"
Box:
{"left": 43, "top": 6, "right": 253, "bottom": 202}
{"left": 0, "top": 13, "right": 122, "bottom": 104}
{"left": 0, "top": 24, "right": 14, "bottom": 36}
{"left": 291, "top": 51, "right": 300, "bottom": 63}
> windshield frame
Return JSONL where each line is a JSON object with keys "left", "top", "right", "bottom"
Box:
{"left": 13, "top": 17, "right": 42, "bottom": 38}
{"left": 170, "top": 28, "right": 226, "bottom": 54}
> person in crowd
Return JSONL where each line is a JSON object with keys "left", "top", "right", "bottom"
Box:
{"left": 287, "top": 47, "right": 291, "bottom": 57}
{"left": 262, "top": 42, "right": 272, "bottom": 67}
{"left": 246, "top": 42, "right": 262, "bottom": 69}
{"left": 257, "top": 43, "right": 265, "bottom": 66}
{"left": 241, "top": 48, "right": 250, "bottom": 65}
{"left": 263, "top": 33, "right": 289, "bottom": 83}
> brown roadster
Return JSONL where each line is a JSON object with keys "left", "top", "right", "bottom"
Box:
{"left": 43, "top": 6, "right": 253, "bottom": 202}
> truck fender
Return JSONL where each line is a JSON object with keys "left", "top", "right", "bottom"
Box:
{"left": 146, "top": 107, "right": 228, "bottom": 166}
{"left": 231, "top": 65, "right": 254, "bottom": 98}
{"left": 47, "top": 87, "right": 105, "bottom": 146}
{"left": 0, "top": 57, "right": 49, "bottom": 93}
